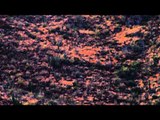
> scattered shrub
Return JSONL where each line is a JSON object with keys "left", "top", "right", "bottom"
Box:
{"left": 11, "top": 93, "right": 22, "bottom": 105}
{"left": 26, "top": 31, "right": 36, "bottom": 39}
{"left": 152, "top": 55, "right": 160, "bottom": 66}
{"left": 48, "top": 56, "right": 62, "bottom": 68}
{"left": 116, "top": 61, "right": 142, "bottom": 79}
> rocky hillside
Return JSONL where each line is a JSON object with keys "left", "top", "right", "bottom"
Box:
{"left": 0, "top": 15, "right": 159, "bottom": 105}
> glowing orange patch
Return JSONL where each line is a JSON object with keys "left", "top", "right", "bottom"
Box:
{"left": 85, "top": 80, "right": 90, "bottom": 86}
{"left": 67, "top": 46, "right": 100, "bottom": 64}
{"left": 157, "top": 91, "right": 160, "bottom": 96}
{"left": 19, "top": 39, "right": 35, "bottom": 46}
{"left": 79, "top": 29, "right": 95, "bottom": 34}
{"left": 76, "top": 97, "right": 84, "bottom": 101}
{"left": 105, "top": 20, "right": 112, "bottom": 26}
{"left": 28, "top": 98, "right": 38, "bottom": 104}
{"left": 150, "top": 82, "right": 158, "bottom": 89}
{"left": 112, "top": 57, "right": 118, "bottom": 64}
{"left": 79, "top": 50, "right": 95, "bottom": 56}
{"left": 78, "top": 46, "right": 100, "bottom": 56}
{"left": 70, "top": 49, "right": 80, "bottom": 59}
{"left": 23, "top": 98, "right": 38, "bottom": 105}
{"left": 38, "top": 26, "right": 48, "bottom": 33}
{"left": 87, "top": 96, "right": 94, "bottom": 101}
{"left": 39, "top": 41, "right": 51, "bottom": 49}
{"left": 114, "top": 26, "right": 142, "bottom": 44}
{"left": 59, "top": 78, "right": 74, "bottom": 86}
{"left": 155, "top": 35, "right": 160, "bottom": 42}
{"left": 17, "top": 31, "right": 28, "bottom": 37}
{"left": 139, "top": 80, "right": 144, "bottom": 88}
{"left": 149, "top": 73, "right": 160, "bottom": 81}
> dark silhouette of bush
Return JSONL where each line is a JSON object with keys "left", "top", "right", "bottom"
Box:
{"left": 116, "top": 61, "right": 142, "bottom": 79}
{"left": 152, "top": 55, "right": 160, "bottom": 66}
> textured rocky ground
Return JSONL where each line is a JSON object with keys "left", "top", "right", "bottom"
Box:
{"left": 0, "top": 15, "right": 159, "bottom": 105}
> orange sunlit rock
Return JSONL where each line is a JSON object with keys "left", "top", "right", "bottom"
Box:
{"left": 59, "top": 77, "right": 74, "bottom": 86}
{"left": 39, "top": 41, "right": 51, "bottom": 49}
{"left": 112, "top": 57, "right": 118, "bottom": 64}
{"left": 79, "top": 29, "right": 95, "bottom": 34}
{"left": 87, "top": 96, "right": 94, "bottom": 101}
{"left": 38, "top": 27, "right": 48, "bottom": 33}
{"left": 114, "top": 26, "right": 142, "bottom": 44}
{"left": 157, "top": 91, "right": 160, "bottom": 96}
{"left": 19, "top": 39, "right": 36, "bottom": 46}
{"left": 105, "top": 20, "right": 112, "bottom": 26}
{"left": 85, "top": 80, "right": 90, "bottom": 86}
{"left": 149, "top": 73, "right": 160, "bottom": 81}
{"left": 150, "top": 82, "right": 158, "bottom": 89}
{"left": 139, "top": 80, "right": 144, "bottom": 88}
{"left": 78, "top": 46, "right": 100, "bottom": 56}
{"left": 23, "top": 98, "right": 38, "bottom": 105}
{"left": 70, "top": 49, "right": 81, "bottom": 59}
{"left": 76, "top": 97, "right": 84, "bottom": 101}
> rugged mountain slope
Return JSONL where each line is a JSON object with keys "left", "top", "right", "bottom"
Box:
{"left": 0, "top": 15, "right": 159, "bottom": 105}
